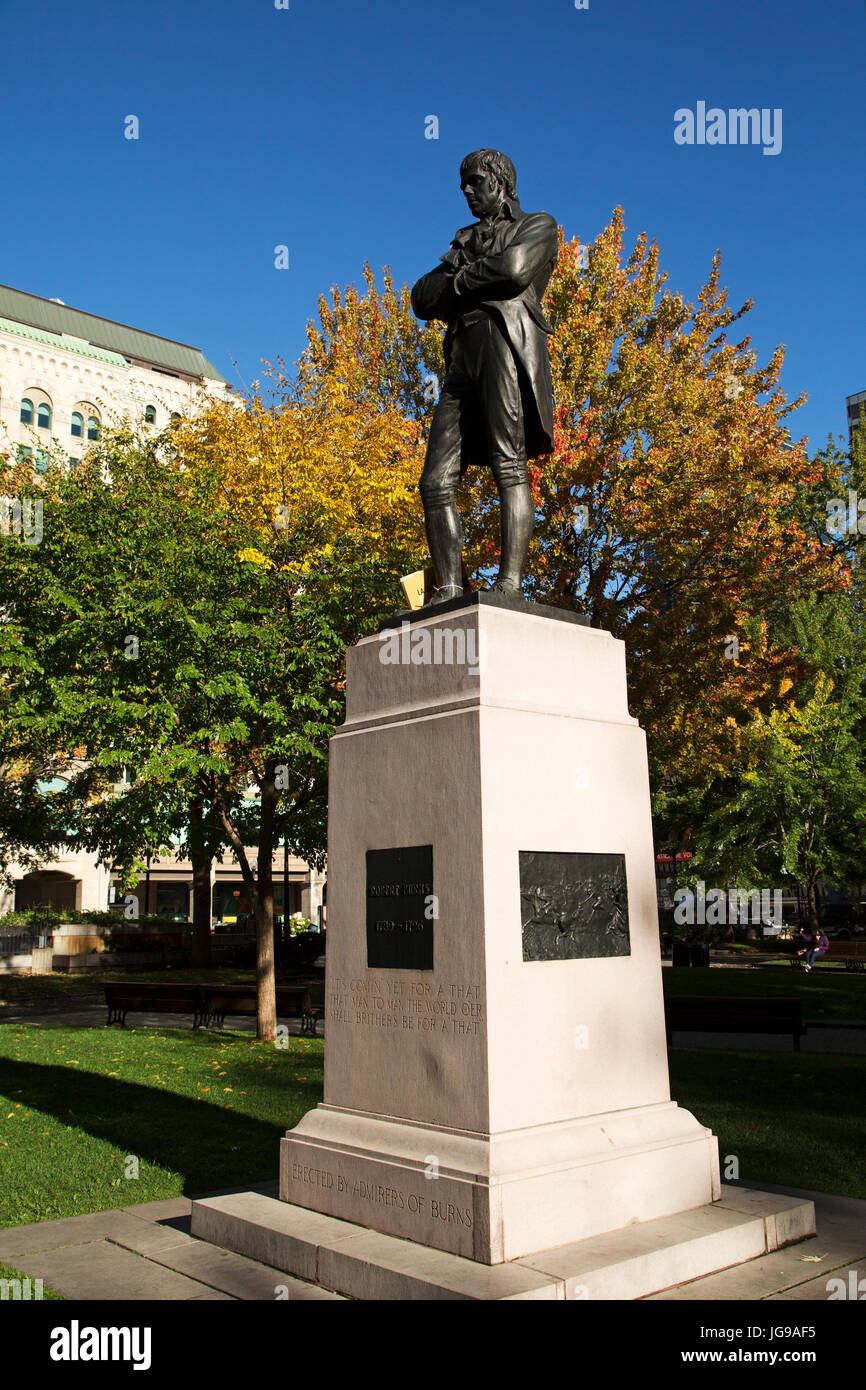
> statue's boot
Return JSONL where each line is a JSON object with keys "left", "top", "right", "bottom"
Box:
{"left": 425, "top": 502, "right": 464, "bottom": 605}
{"left": 492, "top": 481, "right": 533, "bottom": 596}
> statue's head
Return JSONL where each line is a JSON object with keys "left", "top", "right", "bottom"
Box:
{"left": 459, "top": 149, "right": 517, "bottom": 219}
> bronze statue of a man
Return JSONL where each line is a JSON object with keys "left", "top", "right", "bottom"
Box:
{"left": 411, "top": 149, "right": 558, "bottom": 604}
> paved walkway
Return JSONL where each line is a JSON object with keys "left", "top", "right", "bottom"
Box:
{"left": 0, "top": 994, "right": 321, "bottom": 1036}
{"left": 0, "top": 1182, "right": 340, "bottom": 1301}
{"left": 0, "top": 1181, "right": 862, "bottom": 1301}
{"left": 670, "top": 1025, "right": 866, "bottom": 1054}
{"left": 2, "top": 993, "right": 863, "bottom": 1050}
{"left": 649, "top": 1183, "right": 866, "bottom": 1301}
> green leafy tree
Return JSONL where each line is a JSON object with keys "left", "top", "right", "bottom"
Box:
{"left": 661, "top": 592, "right": 866, "bottom": 928}
{"left": 0, "top": 430, "right": 357, "bottom": 1037}
{"left": 1, "top": 361, "right": 423, "bottom": 1037}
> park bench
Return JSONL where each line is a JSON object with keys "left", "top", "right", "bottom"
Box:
{"left": 104, "top": 982, "right": 209, "bottom": 1029}
{"left": 104, "top": 981, "right": 323, "bottom": 1034}
{"left": 205, "top": 984, "right": 319, "bottom": 1036}
{"left": 787, "top": 941, "right": 866, "bottom": 972}
{"left": 664, "top": 996, "right": 807, "bottom": 1051}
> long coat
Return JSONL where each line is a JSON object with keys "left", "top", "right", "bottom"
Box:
{"left": 411, "top": 204, "right": 559, "bottom": 457}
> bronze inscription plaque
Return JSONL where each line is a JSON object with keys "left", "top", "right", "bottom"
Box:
{"left": 366, "top": 845, "right": 434, "bottom": 970}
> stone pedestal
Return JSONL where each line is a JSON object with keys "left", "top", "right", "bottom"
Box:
{"left": 277, "top": 595, "right": 720, "bottom": 1264}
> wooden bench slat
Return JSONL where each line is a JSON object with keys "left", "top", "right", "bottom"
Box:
{"left": 664, "top": 996, "right": 805, "bottom": 1050}
{"left": 104, "top": 981, "right": 319, "bottom": 1034}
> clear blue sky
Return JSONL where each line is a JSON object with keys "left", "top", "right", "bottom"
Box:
{"left": 3, "top": 0, "right": 863, "bottom": 449}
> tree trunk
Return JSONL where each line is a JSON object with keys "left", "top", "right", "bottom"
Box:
{"left": 255, "top": 772, "right": 278, "bottom": 1042}
{"left": 212, "top": 776, "right": 278, "bottom": 1041}
{"left": 255, "top": 872, "right": 277, "bottom": 1043}
{"left": 188, "top": 796, "right": 212, "bottom": 968}
{"left": 807, "top": 879, "right": 819, "bottom": 932}
{"left": 190, "top": 854, "right": 212, "bottom": 968}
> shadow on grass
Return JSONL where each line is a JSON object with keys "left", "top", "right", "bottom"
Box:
{"left": 662, "top": 966, "right": 866, "bottom": 1021}
{"left": 0, "top": 1058, "right": 289, "bottom": 1194}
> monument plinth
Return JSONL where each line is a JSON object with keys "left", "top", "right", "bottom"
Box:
{"left": 278, "top": 597, "right": 719, "bottom": 1263}
{"left": 191, "top": 594, "right": 815, "bottom": 1295}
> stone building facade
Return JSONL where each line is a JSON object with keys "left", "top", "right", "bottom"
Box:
{"left": 0, "top": 282, "right": 233, "bottom": 466}
{"left": 0, "top": 284, "right": 325, "bottom": 928}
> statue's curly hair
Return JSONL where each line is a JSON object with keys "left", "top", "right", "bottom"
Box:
{"left": 459, "top": 149, "right": 517, "bottom": 200}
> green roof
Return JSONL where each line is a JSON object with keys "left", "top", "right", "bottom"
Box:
{"left": 0, "top": 283, "right": 229, "bottom": 384}
{"left": 0, "top": 317, "right": 130, "bottom": 369}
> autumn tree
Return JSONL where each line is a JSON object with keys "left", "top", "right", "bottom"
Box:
{"left": 303, "top": 263, "right": 444, "bottom": 422}
{"left": 175, "top": 369, "right": 424, "bottom": 625}
{"left": 1, "top": 374, "right": 424, "bottom": 1038}
{"left": 299, "top": 214, "right": 844, "bottom": 784}
{"left": 655, "top": 424, "right": 866, "bottom": 919}
{"left": 660, "top": 591, "right": 866, "bottom": 929}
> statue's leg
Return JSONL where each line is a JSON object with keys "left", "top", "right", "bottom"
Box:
{"left": 472, "top": 319, "right": 532, "bottom": 594}
{"left": 424, "top": 504, "right": 463, "bottom": 601}
{"left": 494, "top": 471, "right": 533, "bottom": 594}
{"left": 419, "top": 359, "right": 471, "bottom": 603}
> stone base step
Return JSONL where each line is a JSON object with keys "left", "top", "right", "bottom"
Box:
{"left": 190, "top": 1184, "right": 815, "bottom": 1301}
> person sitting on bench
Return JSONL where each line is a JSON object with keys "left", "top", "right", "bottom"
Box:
{"left": 798, "top": 928, "right": 829, "bottom": 971}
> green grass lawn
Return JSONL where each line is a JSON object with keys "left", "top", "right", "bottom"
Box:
{"left": 669, "top": 1048, "right": 865, "bottom": 1199}
{"left": 663, "top": 964, "right": 866, "bottom": 1021}
{"left": 0, "top": 1013, "right": 863, "bottom": 1237}
{"left": 0, "top": 1023, "right": 321, "bottom": 1227}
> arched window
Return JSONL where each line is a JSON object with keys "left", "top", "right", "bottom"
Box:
{"left": 20, "top": 398, "right": 33, "bottom": 425}
{"left": 36, "top": 403, "right": 52, "bottom": 430}
{"left": 144, "top": 405, "right": 156, "bottom": 424}
{"left": 170, "top": 412, "right": 181, "bottom": 427}
{"left": 71, "top": 412, "right": 84, "bottom": 439}
{"left": 87, "top": 415, "right": 100, "bottom": 441}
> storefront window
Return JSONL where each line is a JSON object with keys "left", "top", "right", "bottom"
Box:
{"left": 154, "top": 882, "right": 189, "bottom": 921}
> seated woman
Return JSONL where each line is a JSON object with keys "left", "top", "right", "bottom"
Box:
{"left": 798, "top": 928, "right": 829, "bottom": 971}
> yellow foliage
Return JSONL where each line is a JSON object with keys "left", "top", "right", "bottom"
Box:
{"left": 176, "top": 373, "right": 424, "bottom": 590}
{"left": 177, "top": 375, "right": 422, "bottom": 569}
{"left": 237, "top": 547, "right": 271, "bottom": 567}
